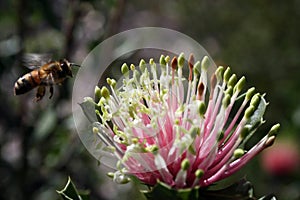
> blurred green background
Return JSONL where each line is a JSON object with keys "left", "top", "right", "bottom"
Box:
{"left": 0, "top": 0, "right": 299, "bottom": 199}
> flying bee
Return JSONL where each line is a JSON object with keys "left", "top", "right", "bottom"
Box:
{"left": 14, "top": 54, "right": 80, "bottom": 101}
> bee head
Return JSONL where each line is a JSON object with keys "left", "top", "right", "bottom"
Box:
{"left": 60, "top": 59, "right": 73, "bottom": 77}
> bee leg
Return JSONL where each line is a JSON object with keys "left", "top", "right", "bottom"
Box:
{"left": 49, "top": 85, "right": 54, "bottom": 99}
{"left": 35, "top": 86, "right": 46, "bottom": 101}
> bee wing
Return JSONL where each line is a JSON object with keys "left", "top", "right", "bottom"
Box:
{"left": 23, "top": 53, "right": 52, "bottom": 69}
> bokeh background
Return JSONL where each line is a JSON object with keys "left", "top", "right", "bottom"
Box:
{"left": 0, "top": 0, "right": 299, "bottom": 199}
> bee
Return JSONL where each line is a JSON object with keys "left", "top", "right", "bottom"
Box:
{"left": 14, "top": 54, "right": 80, "bottom": 101}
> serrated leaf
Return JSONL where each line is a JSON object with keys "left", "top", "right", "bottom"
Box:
{"left": 199, "top": 178, "right": 254, "bottom": 200}
{"left": 141, "top": 181, "right": 181, "bottom": 200}
{"left": 57, "top": 177, "right": 80, "bottom": 200}
{"left": 57, "top": 177, "right": 90, "bottom": 200}
{"left": 77, "top": 191, "right": 90, "bottom": 200}
{"left": 258, "top": 195, "right": 277, "bottom": 200}
{"left": 142, "top": 181, "right": 199, "bottom": 200}
{"left": 79, "top": 97, "right": 97, "bottom": 123}
{"left": 142, "top": 179, "right": 275, "bottom": 200}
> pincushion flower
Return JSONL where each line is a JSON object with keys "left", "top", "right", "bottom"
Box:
{"left": 81, "top": 53, "right": 279, "bottom": 192}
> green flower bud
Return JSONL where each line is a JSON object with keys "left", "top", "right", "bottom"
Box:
{"left": 246, "top": 87, "right": 256, "bottom": 101}
{"left": 189, "top": 127, "right": 200, "bottom": 138}
{"left": 240, "top": 125, "right": 250, "bottom": 139}
{"left": 107, "top": 172, "right": 114, "bottom": 178}
{"left": 250, "top": 94, "right": 261, "bottom": 108}
{"left": 95, "top": 86, "right": 101, "bottom": 99}
{"left": 222, "top": 94, "right": 231, "bottom": 108}
{"left": 132, "top": 138, "right": 139, "bottom": 144}
{"left": 268, "top": 123, "right": 280, "bottom": 137}
{"left": 225, "top": 86, "right": 233, "bottom": 96}
{"left": 198, "top": 101, "right": 206, "bottom": 116}
{"left": 110, "top": 79, "right": 116, "bottom": 88}
{"left": 193, "top": 61, "right": 201, "bottom": 75}
{"left": 201, "top": 56, "right": 210, "bottom": 71}
{"left": 149, "top": 58, "right": 154, "bottom": 65}
{"left": 224, "top": 67, "right": 231, "bottom": 83}
{"left": 165, "top": 55, "right": 170, "bottom": 64}
{"left": 234, "top": 148, "right": 245, "bottom": 159}
{"left": 130, "top": 64, "right": 135, "bottom": 71}
{"left": 159, "top": 55, "right": 166, "bottom": 66}
{"left": 181, "top": 158, "right": 190, "bottom": 170}
{"left": 101, "top": 86, "right": 110, "bottom": 99}
{"left": 107, "top": 78, "right": 116, "bottom": 88}
{"left": 244, "top": 105, "right": 255, "bottom": 119}
{"left": 215, "top": 66, "right": 224, "bottom": 81}
{"left": 149, "top": 145, "right": 159, "bottom": 154}
{"left": 195, "top": 169, "right": 204, "bottom": 178}
{"left": 139, "top": 59, "right": 146, "bottom": 72}
{"left": 178, "top": 53, "right": 185, "bottom": 68}
{"left": 233, "top": 76, "right": 246, "bottom": 93}
{"left": 228, "top": 74, "right": 237, "bottom": 87}
{"left": 121, "top": 63, "right": 129, "bottom": 75}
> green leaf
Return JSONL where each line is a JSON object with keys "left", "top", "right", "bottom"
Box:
{"left": 258, "top": 195, "right": 277, "bottom": 200}
{"left": 57, "top": 177, "right": 90, "bottom": 200}
{"left": 79, "top": 97, "right": 98, "bottom": 123}
{"left": 142, "top": 179, "right": 276, "bottom": 200}
{"left": 199, "top": 178, "right": 254, "bottom": 200}
{"left": 142, "top": 181, "right": 199, "bottom": 200}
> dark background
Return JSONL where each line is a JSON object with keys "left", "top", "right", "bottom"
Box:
{"left": 0, "top": 0, "right": 299, "bottom": 199}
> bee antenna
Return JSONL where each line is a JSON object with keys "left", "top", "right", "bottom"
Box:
{"left": 70, "top": 63, "right": 81, "bottom": 67}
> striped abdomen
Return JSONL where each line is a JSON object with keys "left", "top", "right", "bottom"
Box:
{"left": 14, "top": 70, "right": 42, "bottom": 95}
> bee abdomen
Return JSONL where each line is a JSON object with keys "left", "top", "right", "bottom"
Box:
{"left": 14, "top": 71, "right": 41, "bottom": 95}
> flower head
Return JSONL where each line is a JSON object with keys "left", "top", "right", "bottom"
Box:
{"left": 82, "top": 53, "right": 279, "bottom": 189}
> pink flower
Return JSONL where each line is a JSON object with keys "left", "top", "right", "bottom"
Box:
{"left": 86, "top": 53, "right": 280, "bottom": 189}
{"left": 261, "top": 140, "right": 299, "bottom": 176}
